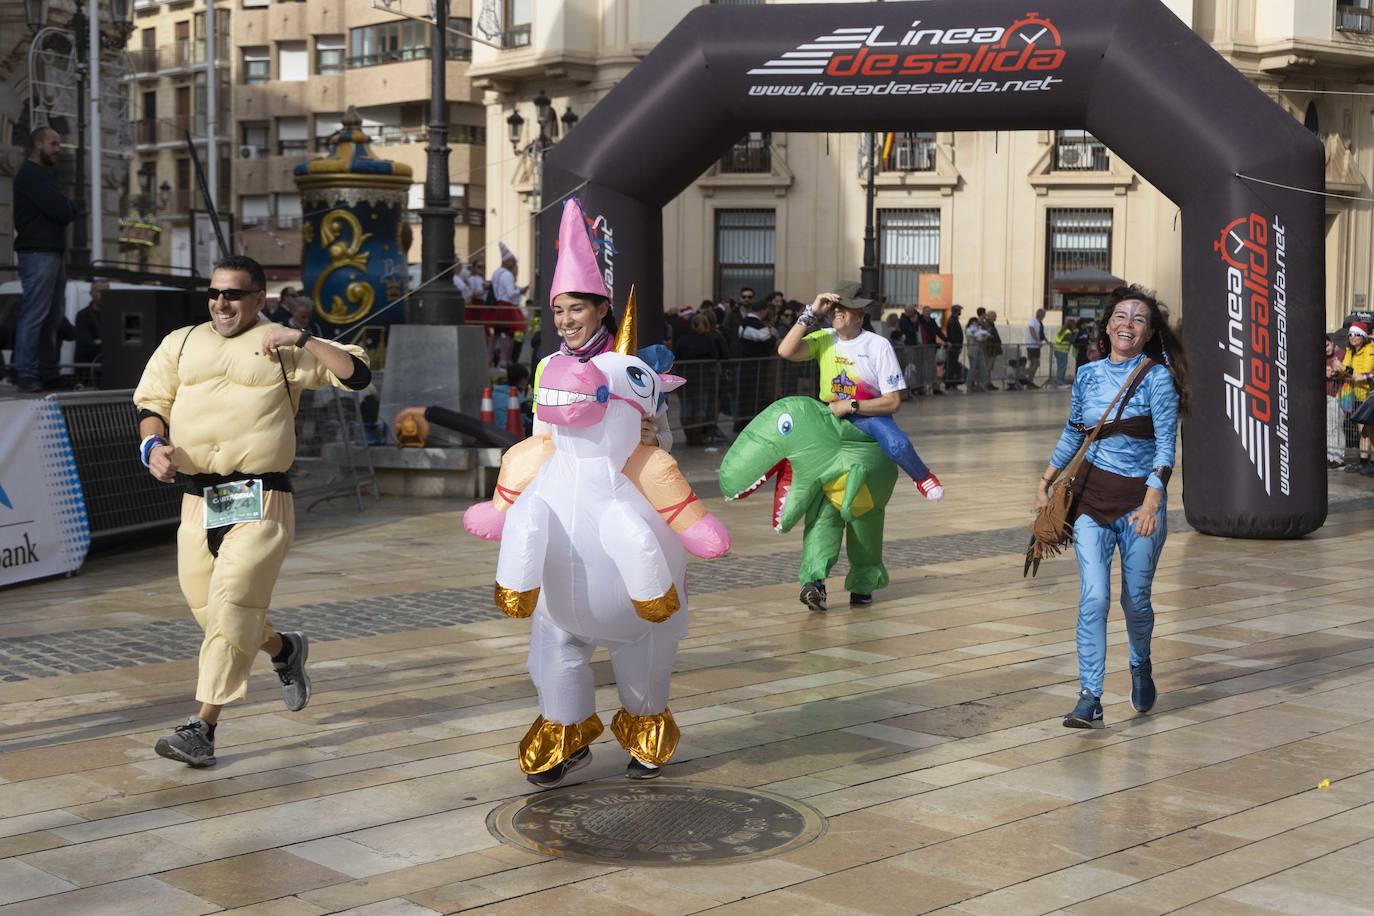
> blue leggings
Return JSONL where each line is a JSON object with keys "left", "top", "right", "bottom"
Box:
{"left": 1072, "top": 500, "right": 1167, "bottom": 696}
{"left": 851, "top": 415, "right": 930, "bottom": 482}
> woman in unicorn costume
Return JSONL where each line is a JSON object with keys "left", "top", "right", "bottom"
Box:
{"left": 471, "top": 198, "right": 728, "bottom": 788}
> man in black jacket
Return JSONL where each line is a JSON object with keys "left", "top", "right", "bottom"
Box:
{"left": 12, "top": 127, "right": 74, "bottom": 392}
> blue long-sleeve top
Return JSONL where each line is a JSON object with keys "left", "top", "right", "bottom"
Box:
{"left": 1049, "top": 353, "right": 1179, "bottom": 490}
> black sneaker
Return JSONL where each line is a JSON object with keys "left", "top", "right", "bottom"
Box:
{"left": 1344, "top": 460, "right": 1367, "bottom": 473}
{"left": 526, "top": 746, "right": 591, "bottom": 789}
{"left": 1063, "top": 690, "right": 1104, "bottom": 729}
{"left": 154, "top": 718, "right": 217, "bottom": 767}
{"left": 849, "top": 592, "right": 873, "bottom": 607}
{"left": 626, "top": 757, "right": 661, "bottom": 780}
{"left": 799, "top": 580, "right": 828, "bottom": 613}
{"left": 272, "top": 631, "right": 311, "bottom": 712}
{"left": 1130, "top": 660, "right": 1157, "bottom": 713}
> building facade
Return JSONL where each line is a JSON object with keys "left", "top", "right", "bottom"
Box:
{"left": 1, "top": 0, "right": 135, "bottom": 272}
{"left": 228, "top": 0, "right": 486, "bottom": 290}
{"left": 125, "top": 0, "right": 231, "bottom": 276}
{"left": 471, "top": 0, "right": 1374, "bottom": 334}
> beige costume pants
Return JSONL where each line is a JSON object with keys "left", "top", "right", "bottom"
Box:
{"left": 177, "top": 490, "right": 294, "bottom": 705}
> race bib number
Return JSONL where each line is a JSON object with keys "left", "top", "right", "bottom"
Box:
{"left": 203, "top": 480, "right": 264, "bottom": 529}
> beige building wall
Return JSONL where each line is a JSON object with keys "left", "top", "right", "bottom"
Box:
{"left": 124, "top": 0, "right": 231, "bottom": 276}
{"left": 229, "top": 0, "right": 486, "bottom": 286}
{"left": 474, "top": 0, "right": 1371, "bottom": 335}
{"left": 2, "top": 0, "right": 135, "bottom": 270}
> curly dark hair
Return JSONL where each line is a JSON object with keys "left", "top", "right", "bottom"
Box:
{"left": 1096, "top": 285, "right": 1190, "bottom": 418}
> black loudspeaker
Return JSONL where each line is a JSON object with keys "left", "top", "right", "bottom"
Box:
{"left": 101, "top": 288, "right": 199, "bottom": 389}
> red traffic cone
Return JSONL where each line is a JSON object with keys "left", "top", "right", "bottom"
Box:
{"left": 505, "top": 388, "right": 524, "bottom": 438}
{"left": 479, "top": 386, "right": 495, "bottom": 425}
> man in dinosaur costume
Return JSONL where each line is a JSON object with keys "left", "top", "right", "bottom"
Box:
{"left": 720, "top": 396, "right": 898, "bottom": 608}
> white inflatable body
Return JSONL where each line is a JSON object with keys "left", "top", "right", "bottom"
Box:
{"left": 494, "top": 351, "right": 688, "bottom": 730}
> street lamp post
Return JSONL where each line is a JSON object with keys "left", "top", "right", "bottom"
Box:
{"left": 25, "top": 0, "right": 134, "bottom": 277}
{"left": 860, "top": 132, "right": 879, "bottom": 320}
{"left": 508, "top": 92, "right": 578, "bottom": 337}
{"left": 408, "top": 0, "right": 463, "bottom": 324}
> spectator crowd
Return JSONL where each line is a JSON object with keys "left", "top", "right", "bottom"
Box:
{"left": 656, "top": 286, "right": 1106, "bottom": 444}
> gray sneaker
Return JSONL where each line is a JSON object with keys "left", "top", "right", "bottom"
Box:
{"left": 273, "top": 631, "right": 311, "bottom": 712}
{"left": 154, "top": 718, "right": 216, "bottom": 767}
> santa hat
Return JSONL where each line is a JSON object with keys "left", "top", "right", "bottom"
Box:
{"left": 549, "top": 197, "right": 610, "bottom": 303}
{"left": 498, "top": 241, "right": 514, "bottom": 262}
{"left": 1351, "top": 322, "right": 1370, "bottom": 338}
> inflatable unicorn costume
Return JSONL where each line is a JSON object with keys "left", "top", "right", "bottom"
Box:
{"left": 465, "top": 198, "right": 729, "bottom": 786}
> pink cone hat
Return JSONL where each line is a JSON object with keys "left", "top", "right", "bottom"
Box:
{"left": 549, "top": 198, "right": 609, "bottom": 303}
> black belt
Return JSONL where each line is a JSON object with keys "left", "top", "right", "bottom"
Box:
{"left": 177, "top": 471, "right": 293, "bottom": 496}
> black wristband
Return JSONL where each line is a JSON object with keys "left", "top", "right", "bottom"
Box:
{"left": 295, "top": 329, "right": 311, "bottom": 348}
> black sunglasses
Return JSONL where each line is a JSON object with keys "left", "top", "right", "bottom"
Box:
{"left": 207, "top": 287, "right": 260, "bottom": 301}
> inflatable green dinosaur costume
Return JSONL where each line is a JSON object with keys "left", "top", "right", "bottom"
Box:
{"left": 720, "top": 397, "right": 898, "bottom": 595}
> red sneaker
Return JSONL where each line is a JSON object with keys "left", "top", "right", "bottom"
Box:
{"left": 916, "top": 472, "right": 944, "bottom": 502}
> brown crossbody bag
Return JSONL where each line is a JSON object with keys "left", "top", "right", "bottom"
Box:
{"left": 1024, "top": 358, "right": 1153, "bottom": 577}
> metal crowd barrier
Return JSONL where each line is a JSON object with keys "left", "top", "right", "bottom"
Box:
{"left": 663, "top": 342, "right": 1084, "bottom": 442}
{"left": 54, "top": 390, "right": 181, "bottom": 539}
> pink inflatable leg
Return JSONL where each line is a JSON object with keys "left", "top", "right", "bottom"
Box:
{"left": 678, "top": 512, "right": 730, "bottom": 559}
{"left": 463, "top": 500, "right": 507, "bottom": 540}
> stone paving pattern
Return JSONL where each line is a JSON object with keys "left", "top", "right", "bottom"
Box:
{"left": 3, "top": 391, "right": 1374, "bottom": 913}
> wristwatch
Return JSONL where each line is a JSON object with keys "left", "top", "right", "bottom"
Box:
{"left": 850, "top": 399, "right": 861, "bottom": 416}
{"left": 295, "top": 328, "right": 311, "bottom": 348}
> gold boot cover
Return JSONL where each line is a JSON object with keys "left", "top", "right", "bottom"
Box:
{"left": 518, "top": 713, "right": 605, "bottom": 774}
{"left": 610, "top": 707, "right": 681, "bottom": 767}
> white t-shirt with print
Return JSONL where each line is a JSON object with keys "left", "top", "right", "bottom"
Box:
{"left": 805, "top": 328, "right": 907, "bottom": 402}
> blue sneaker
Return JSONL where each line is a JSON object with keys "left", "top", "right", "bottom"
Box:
{"left": 1130, "top": 660, "right": 1156, "bottom": 713}
{"left": 1063, "top": 689, "right": 1103, "bottom": 728}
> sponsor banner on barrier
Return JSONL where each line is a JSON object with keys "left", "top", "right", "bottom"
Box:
{"left": 0, "top": 399, "right": 90, "bottom": 587}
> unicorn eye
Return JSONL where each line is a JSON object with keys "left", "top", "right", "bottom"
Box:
{"left": 777, "top": 412, "right": 794, "bottom": 436}
{"left": 626, "top": 367, "right": 650, "bottom": 389}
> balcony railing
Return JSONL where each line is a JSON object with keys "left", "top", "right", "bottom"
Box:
{"left": 135, "top": 117, "right": 230, "bottom": 145}
{"left": 163, "top": 190, "right": 230, "bottom": 215}
{"left": 878, "top": 135, "right": 936, "bottom": 173}
{"left": 1336, "top": 3, "right": 1373, "bottom": 33}
{"left": 719, "top": 134, "right": 771, "bottom": 174}
{"left": 364, "top": 124, "right": 486, "bottom": 147}
{"left": 346, "top": 45, "right": 471, "bottom": 69}
{"left": 405, "top": 207, "right": 485, "bottom": 227}
{"left": 128, "top": 48, "right": 158, "bottom": 73}
{"left": 1053, "top": 135, "right": 1110, "bottom": 171}
{"left": 501, "top": 25, "right": 531, "bottom": 49}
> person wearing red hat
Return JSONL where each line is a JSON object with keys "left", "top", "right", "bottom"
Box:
{"left": 1340, "top": 322, "right": 1374, "bottom": 474}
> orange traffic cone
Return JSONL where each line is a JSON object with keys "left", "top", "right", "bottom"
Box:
{"left": 479, "top": 386, "right": 495, "bottom": 425}
{"left": 505, "top": 388, "right": 524, "bottom": 438}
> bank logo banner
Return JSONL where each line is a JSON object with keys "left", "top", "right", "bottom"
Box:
{"left": 0, "top": 399, "right": 90, "bottom": 586}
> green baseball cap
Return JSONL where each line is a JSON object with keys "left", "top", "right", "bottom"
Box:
{"left": 831, "top": 280, "right": 872, "bottom": 311}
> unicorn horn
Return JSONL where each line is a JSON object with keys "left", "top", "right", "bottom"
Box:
{"left": 614, "top": 284, "right": 638, "bottom": 355}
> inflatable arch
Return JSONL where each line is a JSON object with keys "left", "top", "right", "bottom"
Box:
{"left": 536, "top": 0, "right": 1325, "bottom": 539}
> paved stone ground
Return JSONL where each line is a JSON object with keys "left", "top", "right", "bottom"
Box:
{"left": 4, "top": 389, "right": 1374, "bottom": 915}
{"left": 7, "top": 494, "right": 1372, "bottom": 684}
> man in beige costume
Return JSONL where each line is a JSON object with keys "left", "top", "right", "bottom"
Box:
{"left": 135, "top": 255, "right": 369, "bottom": 766}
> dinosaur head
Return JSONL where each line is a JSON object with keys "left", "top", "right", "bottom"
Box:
{"left": 719, "top": 396, "right": 876, "bottom": 532}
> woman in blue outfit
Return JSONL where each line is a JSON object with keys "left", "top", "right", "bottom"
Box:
{"left": 1035, "top": 285, "right": 1188, "bottom": 728}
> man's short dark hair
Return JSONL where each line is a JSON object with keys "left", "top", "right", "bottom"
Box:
{"left": 739, "top": 286, "right": 755, "bottom": 297}
{"left": 213, "top": 254, "right": 266, "bottom": 293}
{"left": 25, "top": 126, "right": 58, "bottom": 155}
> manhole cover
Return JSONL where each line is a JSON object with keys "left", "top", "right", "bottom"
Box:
{"left": 487, "top": 781, "right": 826, "bottom": 866}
